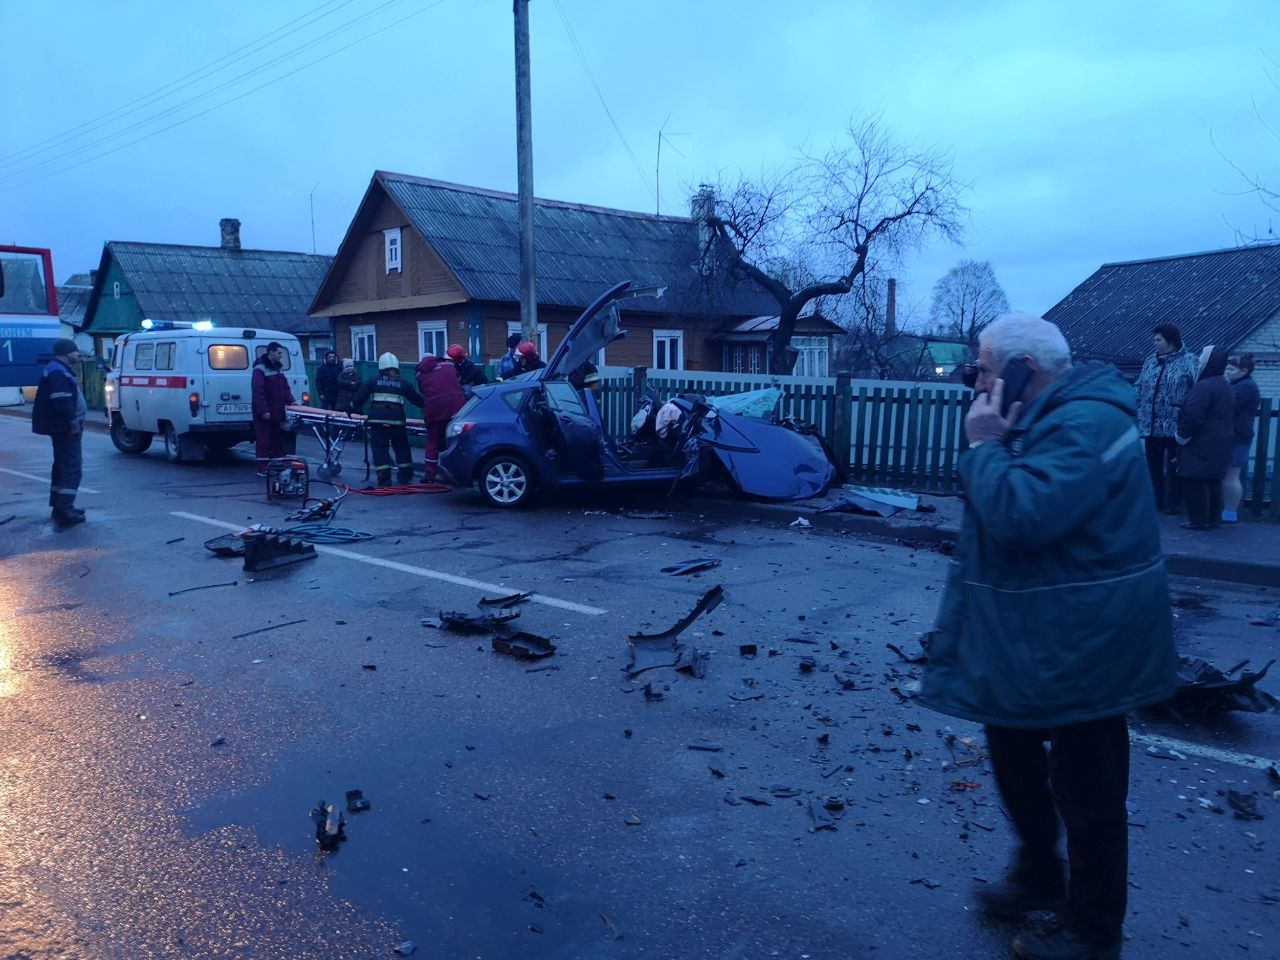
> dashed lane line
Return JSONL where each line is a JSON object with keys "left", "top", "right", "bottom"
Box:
{"left": 1131, "top": 731, "right": 1277, "bottom": 771}
{"left": 0, "top": 466, "right": 101, "bottom": 494}
{"left": 170, "top": 511, "right": 607, "bottom": 616}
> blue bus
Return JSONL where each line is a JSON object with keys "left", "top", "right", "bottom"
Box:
{"left": 0, "top": 245, "right": 60, "bottom": 388}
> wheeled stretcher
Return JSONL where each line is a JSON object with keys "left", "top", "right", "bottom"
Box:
{"left": 285, "top": 405, "right": 428, "bottom": 480}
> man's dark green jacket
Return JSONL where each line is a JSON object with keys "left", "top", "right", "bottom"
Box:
{"left": 920, "top": 362, "right": 1176, "bottom": 729}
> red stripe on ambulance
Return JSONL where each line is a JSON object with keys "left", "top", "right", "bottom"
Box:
{"left": 119, "top": 375, "right": 189, "bottom": 388}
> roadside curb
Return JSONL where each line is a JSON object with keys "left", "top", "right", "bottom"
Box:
{"left": 687, "top": 494, "right": 1280, "bottom": 590}
{"left": 0, "top": 406, "right": 110, "bottom": 433}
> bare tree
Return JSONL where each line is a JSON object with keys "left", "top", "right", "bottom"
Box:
{"left": 1215, "top": 53, "right": 1279, "bottom": 242}
{"left": 831, "top": 275, "right": 933, "bottom": 380}
{"left": 928, "top": 259, "right": 1010, "bottom": 346}
{"left": 704, "top": 116, "right": 963, "bottom": 374}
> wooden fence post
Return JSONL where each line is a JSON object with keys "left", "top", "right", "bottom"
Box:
{"left": 632, "top": 366, "right": 648, "bottom": 407}
{"left": 832, "top": 374, "right": 852, "bottom": 471}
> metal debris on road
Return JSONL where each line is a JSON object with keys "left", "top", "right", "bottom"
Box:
{"left": 231, "top": 619, "right": 307, "bottom": 640}
{"left": 660, "top": 558, "right": 722, "bottom": 576}
{"left": 241, "top": 530, "right": 317, "bottom": 572}
{"left": 642, "top": 682, "right": 664, "bottom": 702}
{"left": 168, "top": 580, "right": 238, "bottom": 597}
{"left": 1159, "top": 656, "right": 1278, "bottom": 716}
{"left": 1225, "top": 790, "right": 1264, "bottom": 820}
{"left": 739, "top": 644, "right": 757, "bottom": 658}
{"left": 628, "top": 585, "right": 724, "bottom": 646}
{"left": 165, "top": 536, "right": 184, "bottom": 544}
{"left": 432, "top": 609, "right": 521, "bottom": 634}
{"left": 346, "top": 789, "right": 371, "bottom": 813}
{"left": 687, "top": 741, "right": 723, "bottom": 752}
{"left": 310, "top": 799, "right": 347, "bottom": 851}
{"left": 393, "top": 941, "right": 416, "bottom": 956}
{"left": 478, "top": 591, "right": 533, "bottom": 608}
{"left": 789, "top": 516, "right": 811, "bottom": 528}
{"left": 887, "top": 641, "right": 928, "bottom": 664}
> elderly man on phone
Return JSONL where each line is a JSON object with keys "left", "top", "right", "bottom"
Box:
{"left": 920, "top": 313, "right": 1176, "bottom": 960}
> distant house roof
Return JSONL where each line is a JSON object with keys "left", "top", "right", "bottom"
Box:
{"left": 1044, "top": 242, "right": 1280, "bottom": 369}
{"left": 313, "top": 171, "right": 779, "bottom": 319}
{"left": 60, "top": 273, "right": 93, "bottom": 329}
{"left": 83, "top": 242, "right": 333, "bottom": 335}
{"left": 720, "top": 314, "right": 844, "bottom": 340}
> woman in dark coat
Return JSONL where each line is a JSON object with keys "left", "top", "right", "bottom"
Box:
{"left": 334, "top": 359, "right": 361, "bottom": 412}
{"left": 1221, "top": 353, "right": 1261, "bottom": 523}
{"left": 1175, "top": 345, "right": 1234, "bottom": 530}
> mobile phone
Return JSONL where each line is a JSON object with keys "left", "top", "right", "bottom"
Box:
{"left": 998, "top": 358, "right": 1034, "bottom": 416}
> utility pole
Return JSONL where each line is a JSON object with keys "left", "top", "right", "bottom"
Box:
{"left": 309, "top": 182, "right": 319, "bottom": 254}
{"left": 514, "top": 0, "right": 536, "bottom": 341}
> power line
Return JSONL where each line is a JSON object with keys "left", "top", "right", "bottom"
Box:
{"left": 0, "top": 0, "right": 418, "bottom": 186}
{"left": 0, "top": 1, "right": 453, "bottom": 194}
{"left": 551, "top": 0, "right": 653, "bottom": 194}
{"left": 0, "top": 0, "right": 360, "bottom": 169}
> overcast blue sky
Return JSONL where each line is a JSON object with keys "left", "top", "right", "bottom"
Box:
{"left": 3, "top": 0, "right": 1276, "bottom": 325}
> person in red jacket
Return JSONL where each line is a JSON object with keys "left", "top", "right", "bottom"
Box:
{"left": 415, "top": 353, "right": 466, "bottom": 482}
{"left": 251, "top": 342, "right": 296, "bottom": 476}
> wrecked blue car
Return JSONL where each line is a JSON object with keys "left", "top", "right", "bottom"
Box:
{"left": 438, "top": 281, "right": 837, "bottom": 508}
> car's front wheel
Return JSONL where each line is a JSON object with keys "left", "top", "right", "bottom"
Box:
{"left": 478, "top": 453, "right": 535, "bottom": 508}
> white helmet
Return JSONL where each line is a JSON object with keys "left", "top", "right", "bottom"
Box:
{"left": 378, "top": 352, "right": 400, "bottom": 370}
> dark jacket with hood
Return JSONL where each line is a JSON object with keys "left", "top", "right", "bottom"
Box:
{"left": 316, "top": 357, "right": 342, "bottom": 406}
{"left": 415, "top": 356, "right": 466, "bottom": 423}
{"left": 920, "top": 362, "right": 1176, "bottom": 729}
{"left": 1230, "top": 374, "right": 1261, "bottom": 447}
{"left": 251, "top": 354, "right": 295, "bottom": 421}
{"left": 32, "top": 359, "right": 86, "bottom": 435}
{"left": 1176, "top": 346, "right": 1234, "bottom": 480}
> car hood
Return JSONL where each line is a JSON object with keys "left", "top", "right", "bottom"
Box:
{"left": 542, "top": 281, "right": 631, "bottom": 381}
{"left": 698, "top": 411, "right": 836, "bottom": 500}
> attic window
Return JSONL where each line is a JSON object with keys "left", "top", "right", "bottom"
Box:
{"left": 113, "top": 281, "right": 121, "bottom": 299}
{"left": 384, "top": 227, "right": 402, "bottom": 274}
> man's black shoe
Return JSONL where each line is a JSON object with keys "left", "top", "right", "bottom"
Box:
{"left": 52, "top": 509, "right": 86, "bottom": 526}
{"left": 976, "top": 880, "right": 1066, "bottom": 919}
{"left": 1013, "top": 920, "right": 1121, "bottom": 959}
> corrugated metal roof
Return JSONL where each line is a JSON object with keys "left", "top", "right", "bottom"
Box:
{"left": 1044, "top": 242, "right": 1280, "bottom": 368}
{"left": 86, "top": 242, "right": 332, "bottom": 334}
{"left": 377, "top": 172, "right": 778, "bottom": 318}
{"left": 59, "top": 274, "right": 93, "bottom": 329}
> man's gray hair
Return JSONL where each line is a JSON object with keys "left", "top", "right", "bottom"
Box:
{"left": 980, "top": 312, "right": 1072, "bottom": 374}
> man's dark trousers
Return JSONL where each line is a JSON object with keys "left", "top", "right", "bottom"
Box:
{"left": 369, "top": 423, "right": 413, "bottom": 484}
{"left": 49, "top": 431, "right": 83, "bottom": 512}
{"left": 985, "top": 714, "right": 1129, "bottom": 946}
{"left": 1144, "top": 436, "right": 1181, "bottom": 511}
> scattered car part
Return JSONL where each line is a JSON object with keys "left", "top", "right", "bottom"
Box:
{"left": 1161, "top": 656, "right": 1277, "bottom": 716}
{"left": 310, "top": 799, "right": 347, "bottom": 850}
{"left": 437, "top": 609, "right": 520, "bottom": 634}
{"left": 230, "top": 618, "right": 306, "bottom": 640}
{"left": 492, "top": 632, "right": 556, "bottom": 659}
{"left": 168, "top": 580, "right": 238, "bottom": 597}
{"left": 241, "top": 530, "right": 317, "bottom": 572}
{"left": 628, "top": 586, "right": 724, "bottom": 645}
{"left": 660, "top": 558, "right": 721, "bottom": 576}
{"left": 479, "top": 591, "right": 534, "bottom": 608}
{"left": 346, "top": 789, "right": 371, "bottom": 813}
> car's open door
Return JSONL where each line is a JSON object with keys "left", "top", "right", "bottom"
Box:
{"left": 538, "top": 381, "right": 604, "bottom": 482}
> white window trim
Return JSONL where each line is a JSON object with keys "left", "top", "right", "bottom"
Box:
{"left": 384, "top": 227, "right": 402, "bottom": 274}
{"left": 653, "top": 329, "right": 684, "bottom": 370}
{"left": 506, "top": 321, "right": 548, "bottom": 357}
{"left": 350, "top": 324, "right": 376, "bottom": 363}
{"left": 791, "top": 336, "right": 829, "bottom": 377}
{"left": 416, "top": 320, "right": 448, "bottom": 360}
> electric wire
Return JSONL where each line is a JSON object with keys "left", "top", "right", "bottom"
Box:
{"left": 0, "top": 0, "right": 359, "bottom": 170}
{"left": 0, "top": 0, "right": 416, "bottom": 186}
{"left": 0, "top": 0, "right": 452, "bottom": 193}
{"left": 551, "top": 0, "right": 654, "bottom": 194}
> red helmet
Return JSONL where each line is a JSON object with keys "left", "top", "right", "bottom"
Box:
{"left": 446, "top": 344, "right": 467, "bottom": 362}
{"left": 516, "top": 341, "right": 538, "bottom": 358}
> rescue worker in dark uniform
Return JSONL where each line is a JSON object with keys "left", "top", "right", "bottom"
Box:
{"left": 32, "top": 338, "right": 87, "bottom": 525}
{"left": 415, "top": 353, "right": 466, "bottom": 482}
{"left": 513, "top": 341, "right": 545, "bottom": 374}
{"left": 445, "top": 344, "right": 489, "bottom": 393}
{"left": 351, "top": 352, "right": 423, "bottom": 486}
{"left": 251, "top": 341, "right": 296, "bottom": 476}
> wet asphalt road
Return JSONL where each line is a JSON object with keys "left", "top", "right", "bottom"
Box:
{"left": 1, "top": 417, "right": 1278, "bottom": 960}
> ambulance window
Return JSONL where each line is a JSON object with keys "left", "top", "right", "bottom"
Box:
{"left": 254, "top": 344, "right": 291, "bottom": 370}
{"left": 208, "top": 344, "right": 248, "bottom": 370}
{"left": 155, "top": 342, "right": 176, "bottom": 370}
{"left": 134, "top": 342, "right": 155, "bottom": 370}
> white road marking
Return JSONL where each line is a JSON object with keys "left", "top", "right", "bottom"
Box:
{"left": 0, "top": 466, "right": 101, "bottom": 494}
{"left": 170, "top": 511, "right": 607, "bottom": 616}
{"left": 1131, "top": 731, "right": 1277, "bottom": 771}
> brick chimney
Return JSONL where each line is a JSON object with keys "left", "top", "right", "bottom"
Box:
{"left": 219, "top": 218, "right": 241, "bottom": 251}
{"left": 885, "top": 277, "right": 897, "bottom": 338}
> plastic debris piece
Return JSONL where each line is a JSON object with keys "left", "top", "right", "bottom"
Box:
{"left": 394, "top": 942, "right": 417, "bottom": 957}
{"left": 660, "top": 558, "right": 722, "bottom": 576}
{"left": 492, "top": 632, "right": 556, "bottom": 659}
{"left": 346, "top": 789, "right": 371, "bottom": 813}
{"left": 887, "top": 641, "right": 928, "bottom": 665}
{"left": 1225, "top": 790, "right": 1264, "bottom": 820}
{"left": 739, "top": 644, "right": 757, "bottom": 658}
{"left": 242, "top": 531, "right": 317, "bottom": 572}
{"left": 310, "top": 799, "right": 347, "bottom": 850}
{"left": 642, "top": 682, "right": 664, "bottom": 702}
{"left": 740, "top": 795, "right": 770, "bottom": 806}
{"left": 789, "top": 517, "right": 811, "bottom": 528}
{"left": 438, "top": 609, "right": 520, "bottom": 634}
{"left": 628, "top": 586, "right": 724, "bottom": 645}
{"left": 798, "top": 657, "right": 817, "bottom": 673}
{"left": 1159, "top": 656, "right": 1278, "bottom": 716}
{"left": 210, "top": 737, "right": 226, "bottom": 747}
{"left": 674, "top": 645, "right": 710, "bottom": 678}
{"left": 687, "top": 741, "right": 723, "bottom": 752}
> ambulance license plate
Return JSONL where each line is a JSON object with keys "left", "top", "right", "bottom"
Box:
{"left": 216, "top": 402, "right": 251, "bottom": 415}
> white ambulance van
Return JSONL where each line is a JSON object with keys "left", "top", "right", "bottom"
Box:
{"left": 105, "top": 323, "right": 309, "bottom": 462}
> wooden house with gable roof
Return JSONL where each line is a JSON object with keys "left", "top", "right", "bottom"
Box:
{"left": 1044, "top": 242, "right": 1280, "bottom": 397}
{"left": 79, "top": 219, "right": 334, "bottom": 361}
{"left": 309, "top": 171, "right": 842, "bottom": 374}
